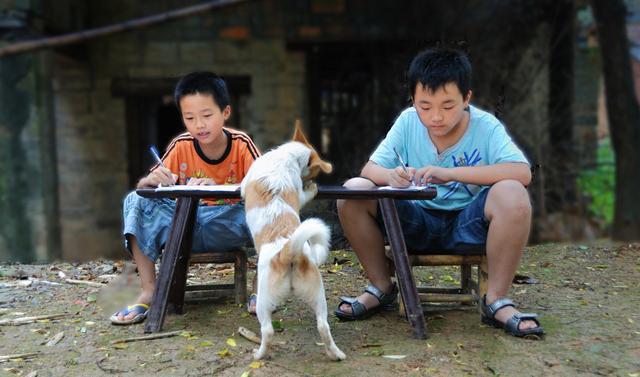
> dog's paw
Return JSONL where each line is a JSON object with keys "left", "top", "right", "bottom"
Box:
{"left": 253, "top": 347, "right": 269, "bottom": 360}
{"left": 303, "top": 181, "right": 318, "bottom": 194}
{"left": 326, "top": 347, "right": 346, "bottom": 361}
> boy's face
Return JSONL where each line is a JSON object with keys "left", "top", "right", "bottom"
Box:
{"left": 179, "top": 93, "right": 230, "bottom": 145}
{"left": 412, "top": 82, "right": 471, "bottom": 138}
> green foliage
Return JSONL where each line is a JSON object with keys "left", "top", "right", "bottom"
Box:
{"left": 577, "top": 138, "right": 615, "bottom": 224}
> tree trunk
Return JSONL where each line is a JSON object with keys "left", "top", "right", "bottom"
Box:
{"left": 548, "top": 0, "right": 576, "bottom": 211}
{"left": 591, "top": 0, "right": 640, "bottom": 240}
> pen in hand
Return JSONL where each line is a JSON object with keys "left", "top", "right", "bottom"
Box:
{"left": 393, "top": 147, "right": 415, "bottom": 186}
{"left": 149, "top": 146, "right": 173, "bottom": 187}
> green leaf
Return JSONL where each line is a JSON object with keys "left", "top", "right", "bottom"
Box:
{"left": 217, "top": 348, "right": 231, "bottom": 358}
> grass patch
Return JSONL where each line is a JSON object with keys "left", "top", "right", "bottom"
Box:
{"left": 578, "top": 137, "right": 615, "bottom": 225}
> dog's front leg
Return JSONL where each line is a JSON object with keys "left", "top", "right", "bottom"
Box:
{"left": 300, "top": 181, "right": 318, "bottom": 207}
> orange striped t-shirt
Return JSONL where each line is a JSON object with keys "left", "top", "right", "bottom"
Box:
{"left": 157, "top": 128, "right": 260, "bottom": 205}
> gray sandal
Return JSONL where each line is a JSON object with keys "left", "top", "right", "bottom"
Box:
{"left": 334, "top": 283, "right": 398, "bottom": 321}
{"left": 481, "top": 295, "right": 544, "bottom": 337}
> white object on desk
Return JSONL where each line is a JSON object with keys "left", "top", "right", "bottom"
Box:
{"left": 155, "top": 184, "right": 240, "bottom": 192}
{"left": 378, "top": 185, "right": 432, "bottom": 191}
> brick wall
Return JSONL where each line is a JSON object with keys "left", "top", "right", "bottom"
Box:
{"left": 51, "top": 55, "right": 129, "bottom": 260}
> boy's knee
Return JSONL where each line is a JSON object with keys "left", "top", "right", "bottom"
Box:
{"left": 124, "top": 190, "right": 138, "bottom": 200}
{"left": 123, "top": 191, "right": 143, "bottom": 207}
{"left": 338, "top": 177, "right": 377, "bottom": 211}
{"left": 490, "top": 180, "right": 531, "bottom": 215}
{"left": 343, "top": 177, "right": 376, "bottom": 190}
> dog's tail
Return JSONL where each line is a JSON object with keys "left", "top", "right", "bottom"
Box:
{"left": 288, "top": 218, "right": 331, "bottom": 266}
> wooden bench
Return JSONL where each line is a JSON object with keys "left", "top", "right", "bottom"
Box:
{"left": 136, "top": 185, "right": 436, "bottom": 339}
{"left": 386, "top": 249, "right": 488, "bottom": 317}
{"left": 185, "top": 249, "right": 248, "bottom": 305}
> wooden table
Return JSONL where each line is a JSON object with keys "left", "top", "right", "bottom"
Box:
{"left": 136, "top": 185, "right": 437, "bottom": 339}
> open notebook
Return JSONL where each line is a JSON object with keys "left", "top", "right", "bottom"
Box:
{"left": 155, "top": 184, "right": 240, "bottom": 192}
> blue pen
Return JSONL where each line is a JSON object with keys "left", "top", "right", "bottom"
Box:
{"left": 149, "top": 146, "right": 166, "bottom": 168}
{"left": 150, "top": 146, "right": 173, "bottom": 187}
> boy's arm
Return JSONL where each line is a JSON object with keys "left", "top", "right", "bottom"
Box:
{"left": 414, "top": 162, "right": 531, "bottom": 187}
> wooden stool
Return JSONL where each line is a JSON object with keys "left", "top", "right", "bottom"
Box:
{"left": 386, "top": 248, "right": 488, "bottom": 316}
{"left": 185, "top": 248, "right": 248, "bottom": 305}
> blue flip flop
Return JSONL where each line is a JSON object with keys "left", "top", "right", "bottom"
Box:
{"left": 247, "top": 294, "right": 257, "bottom": 315}
{"left": 110, "top": 303, "right": 149, "bottom": 325}
{"left": 247, "top": 294, "right": 279, "bottom": 315}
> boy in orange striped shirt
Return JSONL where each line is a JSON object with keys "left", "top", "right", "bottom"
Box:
{"left": 112, "top": 72, "right": 260, "bottom": 325}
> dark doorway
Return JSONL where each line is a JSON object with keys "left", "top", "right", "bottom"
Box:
{"left": 294, "top": 42, "right": 420, "bottom": 182}
{"left": 156, "top": 96, "right": 183, "bottom": 154}
{"left": 112, "top": 76, "right": 251, "bottom": 188}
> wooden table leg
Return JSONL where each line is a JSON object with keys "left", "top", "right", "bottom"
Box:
{"left": 379, "top": 198, "right": 427, "bottom": 339}
{"left": 144, "top": 197, "right": 198, "bottom": 333}
{"left": 233, "top": 249, "right": 248, "bottom": 304}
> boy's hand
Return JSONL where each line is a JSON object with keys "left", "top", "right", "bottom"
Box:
{"left": 414, "top": 166, "right": 454, "bottom": 185}
{"left": 389, "top": 166, "right": 416, "bottom": 188}
{"left": 145, "top": 167, "right": 177, "bottom": 187}
{"left": 186, "top": 177, "right": 215, "bottom": 186}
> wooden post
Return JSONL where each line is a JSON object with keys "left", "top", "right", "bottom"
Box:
{"left": 234, "top": 249, "right": 248, "bottom": 304}
{"left": 460, "top": 264, "right": 472, "bottom": 306}
{"left": 478, "top": 256, "right": 489, "bottom": 313}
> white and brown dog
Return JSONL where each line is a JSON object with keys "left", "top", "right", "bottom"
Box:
{"left": 241, "top": 123, "right": 345, "bottom": 361}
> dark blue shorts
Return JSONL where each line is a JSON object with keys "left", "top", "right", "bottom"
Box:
{"left": 377, "top": 188, "right": 489, "bottom": 254}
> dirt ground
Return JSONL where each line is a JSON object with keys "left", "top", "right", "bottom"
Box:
{"left": 1, "top": 241, "right": 639, "bottom": 377}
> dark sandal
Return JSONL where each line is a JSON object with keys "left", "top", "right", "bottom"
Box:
{"left": 334, "top": 283, "right": 398, "bottom": 321}
{"left": 481, "top": 295, "right": 545, "bottom": 337}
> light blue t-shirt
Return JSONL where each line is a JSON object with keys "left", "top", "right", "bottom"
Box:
{"left": 370, "top": 105, "right": 529, "bottom": 211}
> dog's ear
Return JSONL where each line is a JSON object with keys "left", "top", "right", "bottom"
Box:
{"left": 312, "top": 158, "right": 333, "bottom": 174}
{"left": 292, "top": 119, "right": 311, "bottom": 146}
{"left": 308, "top": 149, "right": 333, "bottom": 175}
{"left": 293, "top": 119, "right": 333, "bottom": 177}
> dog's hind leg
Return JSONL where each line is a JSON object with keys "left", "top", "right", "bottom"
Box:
{"left": 308, "top": 278, "right": 346, "bottom": 361}
{"left": 254, "top": 289, "right": 275, "bottom": 359}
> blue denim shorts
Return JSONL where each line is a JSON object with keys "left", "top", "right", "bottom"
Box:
{"left": 377, "top": 188, "right": 490, "bottom": 254}
{"left": 122, "top": 191, "right": 252, "bottom": 262}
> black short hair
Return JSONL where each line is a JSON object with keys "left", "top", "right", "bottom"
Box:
{"left": 174, "top": 72, "right": 230, "bottom": 111}
{"left": 407, "top": 47, "right": 471, "bottom": 99}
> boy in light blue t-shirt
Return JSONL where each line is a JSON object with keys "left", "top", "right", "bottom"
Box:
{"left": 335, "top": 47, "right": 544, "bottom": 338}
